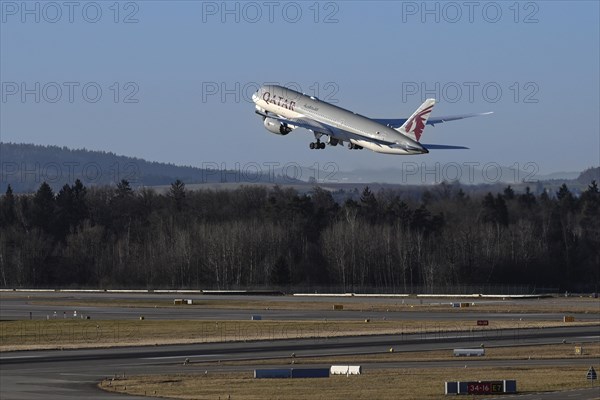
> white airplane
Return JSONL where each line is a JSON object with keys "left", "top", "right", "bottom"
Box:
{"left": 252, "top": 84, "right": 492, "bottom": 155}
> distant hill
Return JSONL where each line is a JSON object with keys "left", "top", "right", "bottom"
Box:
{"left": 577, "top": 166, "right": 600, "bottom": 184}
{"left": 1, "top": 142, "right": 597, "bottom": 193}
{"left": 0, "top": 143, "right": 300, "bottom": 193}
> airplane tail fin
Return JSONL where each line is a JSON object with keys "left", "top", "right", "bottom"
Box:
{"left": 395, "top": 98, "right": 436, "bottom": 141}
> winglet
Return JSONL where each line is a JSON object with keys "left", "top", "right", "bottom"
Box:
{"left": 396, "top": 99, "right": 435, "bottom": 141}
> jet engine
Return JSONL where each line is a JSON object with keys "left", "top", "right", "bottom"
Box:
{"left": 263, "top": 117, "right": 292, "bottom": 135}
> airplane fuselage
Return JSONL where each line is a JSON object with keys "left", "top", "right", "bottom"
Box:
{"left": 252, "top": 85, "right": 427, "bottom": 155}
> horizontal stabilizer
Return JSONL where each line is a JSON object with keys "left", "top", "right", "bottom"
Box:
{"left": 422, "top": 144, "right": 470, "bottom": 150}
{"left": 428, "top": 111, "right": 493, "bottom": 126}
{"left": 374, "top": 111, "right": 493, "bottom": 129}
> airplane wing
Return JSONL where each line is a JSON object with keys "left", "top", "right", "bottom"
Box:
{"left": 373, "top": 112, "right": 493, "bottom": 129}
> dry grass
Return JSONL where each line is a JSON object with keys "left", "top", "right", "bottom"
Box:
{"left": 2, "top": 318, "right": 598, "bottom": 351}
{"left": 22, "top": 296, "right": 600, "bottom": 315}
{"left": 99, "top": 365, "right": 600, "bottom": 400}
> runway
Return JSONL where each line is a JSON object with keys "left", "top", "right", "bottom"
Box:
{"left": 1, "top": 293, "right": 599, "bottom": 399}
{"left": 2, "top": 325, "right": 599, "bottom": 399}
{"left": 2, "top": 292, "right": 598, "bottom": 322}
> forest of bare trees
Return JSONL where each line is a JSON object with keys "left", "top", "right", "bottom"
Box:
{"left": 0, "top": 179, "right": 598, "bottom": 292}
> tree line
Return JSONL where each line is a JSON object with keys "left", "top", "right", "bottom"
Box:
{"left": 0, "top": 179, "right": 598, "bottom": 292}
{"left": 0, "top": 142, "right": 295, "bottom": 193}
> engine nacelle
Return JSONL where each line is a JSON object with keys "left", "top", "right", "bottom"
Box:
{"left": 263, "top": 117, "right": 292, "bottom": 135}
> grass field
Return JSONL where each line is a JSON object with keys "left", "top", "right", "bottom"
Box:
{"left": 99, "top": 365, "right": 600, "bottom": 400}
{"left": 2, "top": 318, "right": 598, "bottom": 351}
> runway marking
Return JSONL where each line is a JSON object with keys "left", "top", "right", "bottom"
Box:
{"left": 0, "top": 355, "right": 41, "bottom": 360}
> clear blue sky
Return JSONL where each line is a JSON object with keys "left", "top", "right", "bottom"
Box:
{"left": 1, "top": 1, "right": 599, "bottom": 179}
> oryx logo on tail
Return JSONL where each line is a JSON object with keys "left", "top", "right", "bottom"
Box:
{"left": 397, "top": 99, "right": 436, "bottom": 141}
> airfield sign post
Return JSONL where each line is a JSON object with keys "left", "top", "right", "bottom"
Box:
{"left": 465, "top": 381, "right": 504, "bottom": 395}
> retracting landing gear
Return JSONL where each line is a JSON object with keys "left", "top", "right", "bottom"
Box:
{"left": 348, "top": 143, "right": 363, "bottom": 150}
{"left": 309, "top": 141, "right": 326, "bottom": 150}
{"left": 310, "top": 132, "right": 327, "bottom": 150}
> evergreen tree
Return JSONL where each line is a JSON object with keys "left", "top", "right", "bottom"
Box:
{"left": 580, "top": 181, "right": 600, "bottom": 239}
{"left": 580, "top": 180, "right": 599, "bottom": 206}
{"left": 31, "top": 182, "right": 55, "bottom": 233}
{"left": 385, "top": 196, "right": 411, "bottom": 222}
{"left": 455, "top": 188, "right": 469, "bottom": 202}
{"left": 482, "top": 192, "right": 496, "bottom": 223}
{"left": 518, "top": 186, "right": 536, "bottom": 209}
{"left": 168, "top": 179, "right": 187, "bottom": 212}
{"left": 310, "top": 186, "right": 338, "bottom": 227}
{"left": 110, "top": 179, "right": 136, "bottom": 230}
{"left": 359, "top": 186, "right": 378, "bottom": 222}
{"left": 482, "top": 192, "right": 508, "bottom": 226}
{"left": 1, "top": 185, "right": 16, "bottom": 225}
{"left": 557, "top": 184, "right": 576, "bottom": 212}
{"left": 495, "top": 194, "right": 509, "bottom": 226}
{"left": 116, "top": 179, "right": 134, "bottom": 198}
{"left": 503, "top": 185, "right": 515, "bottom": 200}
{"left": 55, "top": 180, "right": 89, "bottom": 239}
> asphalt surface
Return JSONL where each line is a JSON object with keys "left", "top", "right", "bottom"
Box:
{"left": 1, "top": 293, "right": 599, "bottom": 400}
{"left": 1, "top": 292, "right": 599, "bottom": 322}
